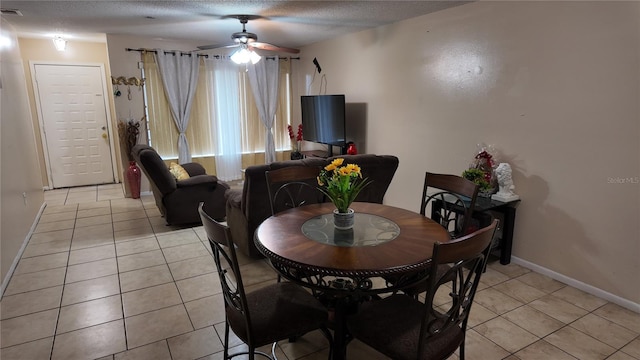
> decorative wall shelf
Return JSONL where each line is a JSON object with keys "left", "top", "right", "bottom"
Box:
{"left": 111, "top": 76, "right": 145, "bottom": 87}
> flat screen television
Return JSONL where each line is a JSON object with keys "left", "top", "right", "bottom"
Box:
{"left": 301, "top": 95, "right": 346, "bottom": 156}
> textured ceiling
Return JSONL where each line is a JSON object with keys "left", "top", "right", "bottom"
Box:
{"left": 1, "top": 1, "right": 469, "bottom": 50}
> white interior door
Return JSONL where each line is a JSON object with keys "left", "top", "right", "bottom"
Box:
{"left": 34, "top": 64, "right": 115, "bottom": 188}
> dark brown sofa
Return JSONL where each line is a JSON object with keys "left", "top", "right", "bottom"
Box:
{"left": 225, "top": 154, "right": 400, "bottom": 258}
{"left": 132, "top": 144, "right": 229, "bottom": 225}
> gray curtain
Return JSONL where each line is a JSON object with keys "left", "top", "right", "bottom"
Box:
{"left": 248, "top": 56, "right": 280, "bottom": 164}
{"left": 154, "top": 49, "right": 200, "bottom": 163}
{"left": 204, "top": 57, "right": 243, "bottom": 181}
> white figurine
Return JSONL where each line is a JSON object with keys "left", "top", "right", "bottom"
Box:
{"left": 491, "top": 163, "right": 520, "bottom": 202}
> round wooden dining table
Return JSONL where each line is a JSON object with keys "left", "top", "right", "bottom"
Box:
{"left": 254, "top": 202, "right": 450, "bottom": 360}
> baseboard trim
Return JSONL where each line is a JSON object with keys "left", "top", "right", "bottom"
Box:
{"left": 511, "top": 256, "right": 640, "bottom": 313}
{"left": 0, "top": 202, "right": 46, "bottom": 298}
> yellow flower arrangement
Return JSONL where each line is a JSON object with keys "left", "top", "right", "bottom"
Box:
{"left": 317, "top": 158, "right": 372, "bottom": 213}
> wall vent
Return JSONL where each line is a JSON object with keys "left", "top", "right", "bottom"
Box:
{"left": 1, "top": 9, "right": 24, "bottom": 16}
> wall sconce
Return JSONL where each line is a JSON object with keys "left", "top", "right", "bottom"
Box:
{"left": 53, "top": 36, "right": 66, "bottom": 51}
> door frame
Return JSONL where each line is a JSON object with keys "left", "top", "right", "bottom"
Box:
{"left": 30, "top": 61, "right": 120, "bottom": 189}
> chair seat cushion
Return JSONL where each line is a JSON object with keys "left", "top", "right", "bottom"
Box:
{"left": 227, "top": 282, "right": 328, "bottom": 347}
{"left": 348, "top": 294, "right": 463, "bottom": 360}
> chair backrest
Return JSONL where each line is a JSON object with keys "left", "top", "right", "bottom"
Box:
{"left": 132, "top": 144, "right": 176, "bottom": 195}
{"left": 198, "top": 203, "right": 252, "bottom": 339}
{"left": 418, "top": 219, "right": 498, "bottom": 358}
{"left": 265, "top": 166, "right": 324, "bottom": 215}
{"left": 420, "top": 172, "right": 479, "bottom": 238}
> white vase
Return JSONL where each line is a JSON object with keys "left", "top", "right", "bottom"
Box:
{"left": 333, "top": 208, "right": 355, "bottom": 230}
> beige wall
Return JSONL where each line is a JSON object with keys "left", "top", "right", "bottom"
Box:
{"left": 297, "top": 2, "right": 640, "bottom": 306}
{"left": 1, "top": 23, "right": 45, "bottom": 291}
{"left": 18, "top": 37, "right": 120, "bottom": 189}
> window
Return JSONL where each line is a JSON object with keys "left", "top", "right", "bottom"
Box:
{"left": 142, "top": 52, "right": 292, "bottom": 160}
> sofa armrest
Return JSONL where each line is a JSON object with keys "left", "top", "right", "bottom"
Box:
{"left": 225, "top": 190, "right": 260, "bottom": 258}
{"left": 163, "top": 177, "right": 228, "bottom": 224}
{"left": 225, "top": 189, "right": 243, "bottom": 211}
{"left": 201, "top": 180, "right": 229, "bottom": 221}
{"left": 181, "top": 162, "right": 207, "bottom": 177}
{"left": 176, "top": 174, "right": 219, "bottom": 188}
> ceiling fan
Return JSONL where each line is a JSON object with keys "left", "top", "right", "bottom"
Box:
{"left": 197, "top": 15, "right": 300, "bottom": 55}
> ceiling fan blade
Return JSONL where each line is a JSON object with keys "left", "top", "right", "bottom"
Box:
{"left": 250, "top": 42, "right": 300, "bottom": 54}
{"left": 197, "top": 43, "right": 239, "bottom": 51}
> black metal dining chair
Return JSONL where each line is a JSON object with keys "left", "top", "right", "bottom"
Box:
{"left": 198, "top": 203, "right": 333, "bottom": 360}
{"left": 265, "top": 166, "right": 325, "bottom": 215}
{"left": 421, "top": 172, "right": 480, "bottom": 238}
{"left": 386, "top": 172, "right": 481, "bottom": 298}
{"left": 265, "top": 166, "right": 325, "bottom": 283}
{"left": 347, "top": 220, "right": 498, "bottom": 360}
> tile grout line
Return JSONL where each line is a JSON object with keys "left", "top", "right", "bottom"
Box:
{"left": 47, "top": 199, "right": 78, "bottom": 360}
{"left": 109, "top": 198, "right": 131, "bottom": 355}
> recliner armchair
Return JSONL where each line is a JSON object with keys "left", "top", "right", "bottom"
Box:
{"left": 132, "top": 144, "right": 229, "bottom": 225}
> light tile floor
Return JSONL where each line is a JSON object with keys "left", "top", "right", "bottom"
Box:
{"left": 1, "top": 184, "right": 639, "bottom": 360}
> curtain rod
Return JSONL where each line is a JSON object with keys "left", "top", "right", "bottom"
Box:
{"left": 126, "top": 48, "right": 207, "bottom": 57}
{"left": 125, "top": 48, "right": 299, "bottom": 60}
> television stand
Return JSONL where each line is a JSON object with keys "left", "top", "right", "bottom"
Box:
{"left": 300, "top": 150, "right": 329, "bottom": 158}
{"left": 300, "top": 144, "right": 346, "bottom": 159}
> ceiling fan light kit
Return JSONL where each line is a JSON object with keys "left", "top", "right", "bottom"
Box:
{"left": 231, "top": 46, "right": 261, "bottom": 64}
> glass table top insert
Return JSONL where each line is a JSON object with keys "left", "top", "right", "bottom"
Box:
{"left": 301, "top": 212, "right": 400, "bottom": 247}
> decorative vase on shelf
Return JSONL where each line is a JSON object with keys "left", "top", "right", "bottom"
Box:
{"left": 126, "top": 161, "right": 141, "bottom": 199}
{"left": 288, "top": 124, "right": 304, "bottom": 160}
{"left": 333, "top": 208, "right": 355, "bottom": 230}
{"left": 478, "top": 188, "right": 496, "bottom": 198}
{"left": 291, "top": 151, "right": 303, "bottom": 160}
{"left": 346, "top": 142, "right": 357, "bottom": 155}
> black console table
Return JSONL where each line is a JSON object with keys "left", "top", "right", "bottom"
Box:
{"left": 433, "top": 196, "right": 520, "bottom": 265}
{"left": 472, "top": 197, "right": 519, "bottom": 265}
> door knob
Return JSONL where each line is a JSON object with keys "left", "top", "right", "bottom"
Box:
{"left": 102, "top": 133, "right": 108, "bottom": 139}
